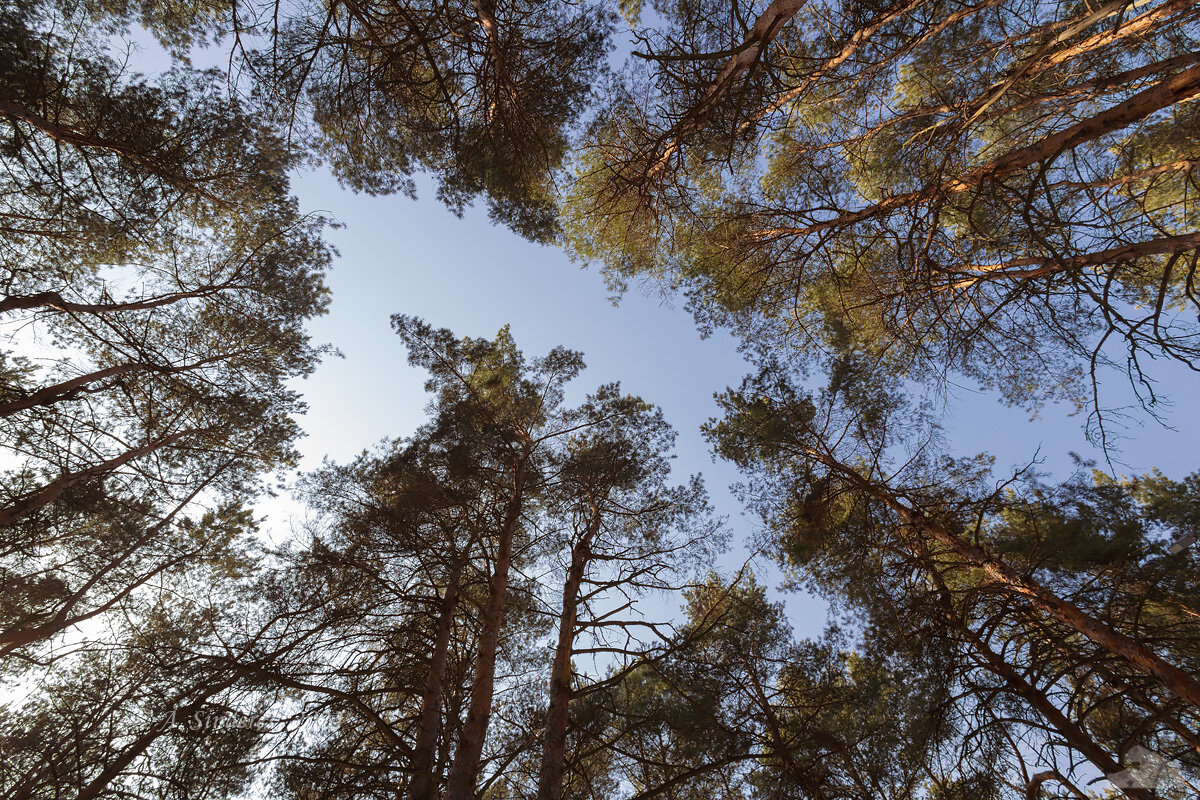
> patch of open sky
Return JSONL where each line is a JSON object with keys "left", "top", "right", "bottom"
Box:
{"left": 117, "top": 17, "right": 1200, "bottom": 648}
{"left": 268, "top": 165, "right": 799, "bottom": 624}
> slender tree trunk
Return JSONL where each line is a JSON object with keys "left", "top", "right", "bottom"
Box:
{"left": 761, "top": 62, "right": 1200, "bottom": 241}
{"left": 0, "top": 430, "right": 201, "bottom": 528}
{"left": 961, "top": 626, "right": 1153, "bottom": 800}
{"left": 648, "top": 0, "right": 806, "bottom": 177}
{"left": 925, "top": 567, "right": 1152, "bottom": 799}
{"left": 0, "top": 287, "right": 222, "bottom": 316}
{"left": 535, "top": 513, "right": 599, "bottom": 800}
{"left": 408, "top": 560, "right": 464, "bottom": 800}
{"left": 0, "top": 470, "right": 223, "bottom": 651}
{"left": 445, "top": 453, "right": 528, "bottom": 800}
{"left": 60, "top": 674, "right": 240, "bottom": 800}
{"left": 816, "top": 450, "right": 1200, "bottom": 711}
{"left": 0, "top": 98, "right": 222, "bottom": 202}
{"left": 949, "top": 230, "right": 1200, "bottom": 289}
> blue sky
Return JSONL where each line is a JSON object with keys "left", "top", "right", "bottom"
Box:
{"left": 126, "top": 14, "right": 1200, "bottom": 640}
{"left": 258, "top": 166, "right": 1200, "bottom": 639}
{"left": 284, "top": 165, "right": 1199, "bottom": 492}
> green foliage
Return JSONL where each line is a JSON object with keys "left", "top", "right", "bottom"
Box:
{"left": 564, "top": 0, "right": 1200, "bottom": 421}
{"left": 4, "top": 0, "right": 1200, "bottom": 798}
{"left": 269, "top": 0, "right": 615, "bottom": 242}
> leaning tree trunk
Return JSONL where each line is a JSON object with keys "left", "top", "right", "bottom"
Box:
{"left": 407, "top": 560, "right": 464, "bottom": 800}
{"left": 927, "top": 568, "right": 1153, "bottom": 800}
{"left": 964, "top": 627, "right": 1153, "bottom": 800}
{"left": 445, "top": 454, "right": 528, "bottom": 800}
{"left": 0, "top": 430, "right": 202, "bottom": 529}
{"left": 815, "top": 448, "right": 1200, "bottom": 711}
{"left": 535, "top": 512, "right": 599, "bottom": 800}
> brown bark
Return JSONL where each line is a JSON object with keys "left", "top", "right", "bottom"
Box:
{"left": 752, "top": 63, "right": 1200, "bottom": 243}
{"left": 924, "top": 567, "right": 1150, "bottom": 799}
{"left": 0, "top": 98, "right": 223, "bottom": 203}
{"left": 0, "top": 356, "right": 228, "bottom": 418}
{"left": 647, "top": 0, "right": 807, "bottom": 178}
{"left": 0, "top": 430, "right": 202, "bottom": 529}
{"left": 1039, "top": 0, "right": 1195, "bottom": 72}
{"left": 0, "top": 287, "right": 224, "bottom": 316}
{"left": 1025, "top": 770, "right": 1089, "bottom": 800}
{"left": 0, "top": 465, "right": 230, "bottom": 652}
{"left": 947, "top": 230, "right": 1200, "bottom": 290}
{"left": 967, "top": 63, "right": 1200, "bottom": 187}
{"left": 961, "top": 627, "right": 1152, "bottom": 800}
{"left": 811, "top": 450, "right": 1200, "bottom": 711}
{"left": 407, "top": 560, "right": 464, "bottom": 800}
{"left": 534, "top": 511, "right": 600, "bottom": 800}
{"left": 64, "top": 674, "right": 240, "bottom": 800}
{"left": 444, "top": 451, "right": 529, "bottom": 800}
{"left": 964, "top": 0, "right": 1194, "bottom": 125}
{"left": 740, "top": 0, "right": 943, "bottom": 133}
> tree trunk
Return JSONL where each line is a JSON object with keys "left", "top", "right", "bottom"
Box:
{"left": 0, "top": 430, "right": 201, "bottom": 528}
{"left": 60, "top": 674, "right": 240, "bottom": 800}
{"left": 949, "top": 230, "right": 1200, "bottom": 290}
{"left": 0, "top": 98, "right": 222, "bottom": 202}
{"left": 407, "top": 560, "right": 464, "bottom": 800}
{"left": 649, "top": 0, "right": 807, "bottom": 177}
{"left": 445, "top": 453, "right": 528, "bottom": 800}
{"left": 961, "top": 626, "right": 1153, "bottom": 800}
{"left": 535, "top": 514, "right": 598, "bottom": 800}
{"left": 924, "top": 566, "right": 1152, "bottom": 799}
{"left": 0, "top": 287, "right": 222, "bottom": 316}
{"left": 762, "top": 62, "right": 1200, "bottom": 241}
{"left": 816, "top": 451, "right": 1200, "bottom": 711}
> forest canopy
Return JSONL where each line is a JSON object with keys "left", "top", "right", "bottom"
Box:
{"left": 1, "top": 0, "right": 1198, "bottom": 799}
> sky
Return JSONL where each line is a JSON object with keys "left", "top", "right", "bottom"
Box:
{"left": 245, "top": 165, "right": 1200, "bottom": 640}
{"left": 120, "top": 25, "right": 1200, "bottom": 642}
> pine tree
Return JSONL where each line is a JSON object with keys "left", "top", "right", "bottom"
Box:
{"left": 565, "top": 0, "right": 1200, "bottom": 423}
{"left": 263, "top": 0, "right": 614, "bottom": 241}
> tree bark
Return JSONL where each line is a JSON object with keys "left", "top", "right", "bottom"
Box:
{"left": 961, "top": 626, "right": 1152, "bottom": 800}
{"left": 0, "top": 430, "right": 201, "bottom": 529}
{"left": 408, "top": 560, "right": 464, "bottom": 800}
{"left": 947, "top": 230, "right": 1200, "bottom": 290}
{"left": 812, "top": 449, "right": 1200, "bottom": 711}
{"left": 648, "top": 0, "right": 808, "bottom": 177}
{"left": 534, "top": 512, "right": 600, "bottom": 800}
{"left": 0, "top": 356, "right": 228, "bottom": 418}
{"left": 0, "top": 287, "right": 224, "bottom": 316}
{"left": 755, "top": 63, "right": 1200, "bottom": 242}
{"left": 444, "top": 452, "right": 529, "bottom": 800}
{"left": 0, "top": 98, "right": 222, "bottom": 203}
{"left": 1038, "top": 0, "right": 1194, "bottom": 71}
